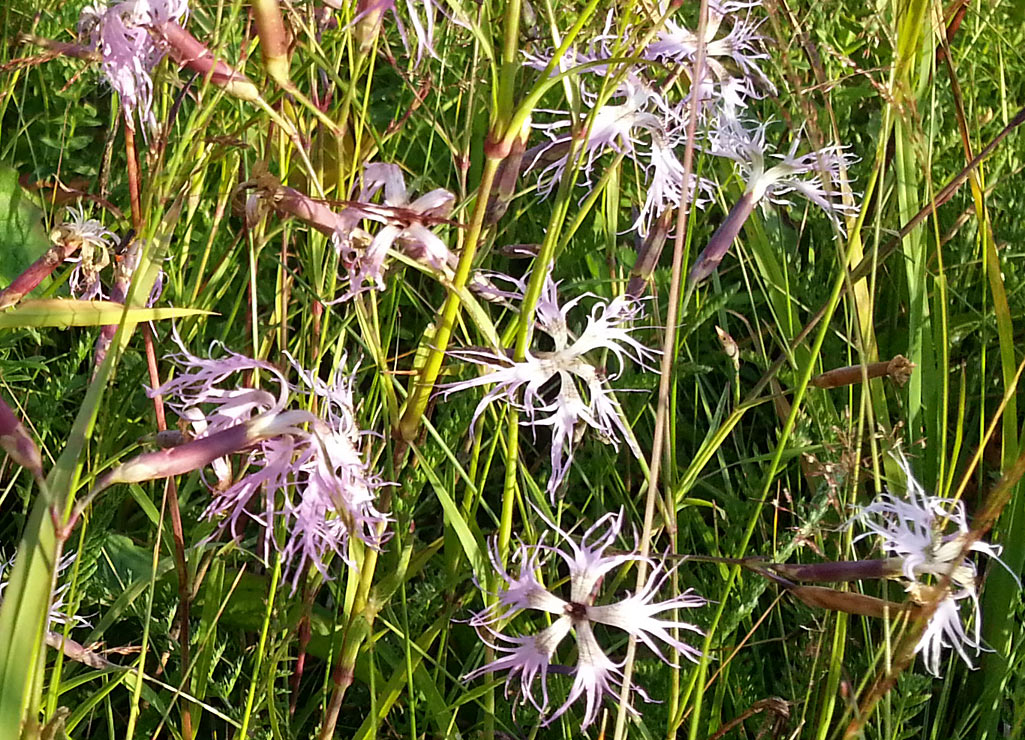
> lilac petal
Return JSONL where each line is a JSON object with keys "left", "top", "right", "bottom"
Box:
{"left": 586, "top": 566, "right": 705, "bottom": 665}
{"left": 464, "top": 619, "right": 573, "bottom": 715}
{"left": 546, "top": 621, "right": 626, "bottom": 730}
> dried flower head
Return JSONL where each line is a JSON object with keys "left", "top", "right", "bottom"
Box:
{"left": 59, "top": 206, "right": 116, "bottom": 300}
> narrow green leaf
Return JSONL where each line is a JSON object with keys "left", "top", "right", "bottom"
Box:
{"left": 0, "top": 300, "right": 211, "bottom": 329}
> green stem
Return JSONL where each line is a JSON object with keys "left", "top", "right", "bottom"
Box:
{"left": 397, "top": 156, "right": 501, "bottom": 442}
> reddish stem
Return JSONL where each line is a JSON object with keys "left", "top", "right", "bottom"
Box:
{"left": 145, "top": 330, "right": 193, "bottom": 740}
{"left": 0, "top": 240, "right": 80, "bottom": 310}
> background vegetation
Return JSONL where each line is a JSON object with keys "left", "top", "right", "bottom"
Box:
{"left": 1, "top": 0, "right": 1024, "bottom": 737}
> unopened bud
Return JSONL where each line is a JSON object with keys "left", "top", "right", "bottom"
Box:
{"left": 252, "top": 0, "right": 291, "bottom": 84}
{"left": 0, "top": 395, "right": 43, "bottom": 477}
{"left": 155, "top": 22, "right": 261, "bottom": 102}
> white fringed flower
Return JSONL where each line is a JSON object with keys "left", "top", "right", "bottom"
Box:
{"left": 854, "top": 450, "right": 1015, "bottom": 676}
{"left": 444, "top": 270, "right": 657, "bottom": 497}
{"left": 465, "top": 512, "right": 705, "bottom": 729}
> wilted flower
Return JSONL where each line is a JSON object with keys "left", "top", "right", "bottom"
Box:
{"left": 337, "top": 162, "right": 456, "bottom": 299}
{"left": 688, "top": 112, "right": 858, "bottom": 284}
{"left": 60, "top": 206, "right": 116, "bottom": 300}
{"left": 0, "top": 552, "right": 89, "bottom": 630}
{"left": 465, "top": 512, "right": 704, "bottom": 729}
{"left": 853, "top": 450, "right": 1013, "bottom": 676}
{"left": 102, "top": 337, "right": 388, "bottom": 588}
{"left": 78, "top": 0, "right": 190, "bottom": 130}
{"left": 444, "top": 270, "right": 657, "bottom": 497}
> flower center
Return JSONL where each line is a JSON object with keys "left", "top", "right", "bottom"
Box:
{"left": 565, "top": 600, "right": 589, "bottom": 623}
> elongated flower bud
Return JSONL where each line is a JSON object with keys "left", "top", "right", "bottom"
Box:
{"left": 788, "top": 584, "right": 915, "bottom": 619}
{"left": 252, "top": 0, "right": 291, "bottom": 83}
{"left": 96, "top": 409, "right": 312, "bottom": 491}
{"left": 688, "top": 190, "right": 756, "bottom": 286}
{"left": 0, "top": 395, "right": 42, "bottom": 477}
{"left": 627, "top": 209, "right": 672, "bottom": 299}
{"left": 486, "top": 117, "right": 532, "bottom": 225}
{"left": 268, "top": 184, "right": 355, "bottom": 238}
{"left": 767, "top": 558, "right": 904, "bottom": 583}
{"left": 811, "top": 355, "right": 916, "bottom": 389}
{"left": 154, "top": 22, "right": 261, "bottom": 102}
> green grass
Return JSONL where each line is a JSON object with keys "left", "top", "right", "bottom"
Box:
{"left": 1, "top": 0, "right": 1025, "bottom": 738}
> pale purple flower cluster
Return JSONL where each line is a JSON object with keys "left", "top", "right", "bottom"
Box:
{"left": 645, "top": 0, "right": 776, "bottom": 103}
{"left": 444, "top": 270, "right": 657, "bottom": 497}
{"left": 524, "top": 14, "right": 714, "bottom": 236}
{"left": 78, "top": 0, "right": 189, "bottom": 130}
{"left": 523, "top": 1, "right": 784, "bottom": 236}
{"left": 854, "top": 451, "right": 1011, "bottom": 676}
{"left": 466, "top": 512, "right": 704, "bottom": 729}
{"left": 153, "top": 337, "right": 388, "bottom": 588}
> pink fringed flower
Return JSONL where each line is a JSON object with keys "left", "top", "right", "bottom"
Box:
{"left": 465, "top": 512, "right": 705, "bottom": 729}
{"left": 78, "top": 0, "right": 190, "bottom": 130}
{"left": 105, "top": 336, "right": 389, "bottom": 588}
{"left": 336, "top": 162, "right": 456, "bottom": 299}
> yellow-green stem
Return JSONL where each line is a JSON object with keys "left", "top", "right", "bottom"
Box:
{"left": 397, "top": 157, "right": 501, "bottom": 441}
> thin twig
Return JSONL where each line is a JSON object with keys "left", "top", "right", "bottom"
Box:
{"left": 613, "top": 2, "right": 709, "bottom": 739}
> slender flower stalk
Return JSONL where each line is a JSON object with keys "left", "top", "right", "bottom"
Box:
{"left": 444, "top": 270, "right": 657, "bottom": 497}
{"left": 465, "top": 512, "right": 704, "bottom": 729}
